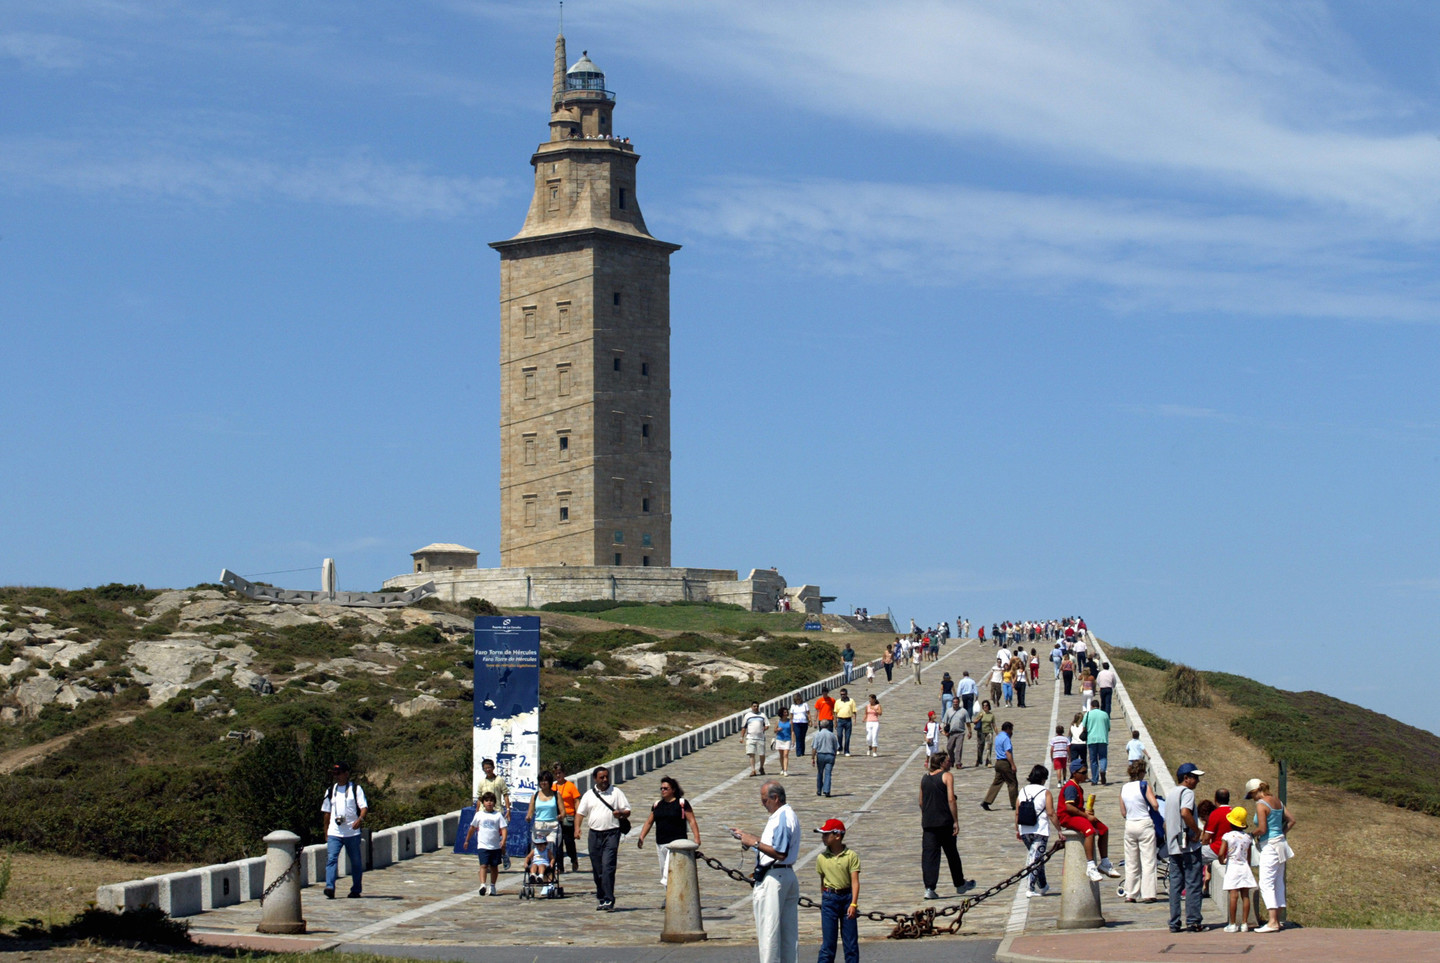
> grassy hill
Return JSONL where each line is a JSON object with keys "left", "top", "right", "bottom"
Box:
{"left": 0, "top": 587, "right": 846, "bottom": 868}
{"left": 1109, "top": 645, "right": 1440, "bottom": 817}
{"left": 1108, "top": 644, "right": 1440, "bottom": 929}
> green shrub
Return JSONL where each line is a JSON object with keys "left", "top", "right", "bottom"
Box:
{"left": 540, "top": 599, "right": 644, "bottom": 613}
{"left": 1116, "top": 647, "right": 1172, "bottom": 671}
{"left": 1161, "top": 665, "right": 1212, "bottom": 708}
{"left": 18, "top": 906, "right": 190, "bottom": 945}
{"left": 228, "top": 725, "right": 358, "bottom": 849}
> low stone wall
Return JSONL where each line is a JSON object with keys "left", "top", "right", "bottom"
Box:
{"left": 94, "top": 813, "right": 460, "bottom": 917}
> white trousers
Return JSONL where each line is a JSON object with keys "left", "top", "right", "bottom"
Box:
{"left": 753, "top": 867, "right": 799, "bottom": 963}
{"left": 865, "top": 721, "right": 880, "bottom": 747}
{"left": 1257, "top": 844, "right": 1286, "bottom": 909}
{"left": 1123, "top": 817, "right": 1158, "bottom": 900}
{"left": 657, "top": 843, "right": 672, "bottom": 887}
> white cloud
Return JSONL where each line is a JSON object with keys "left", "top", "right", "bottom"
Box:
{"left": 0, "top": 137, "right": 507, "bottom": 218}
{"left": 612, "top": 1, "right": 1440, "bottom": 227}
{"left": 667, "top": 177, "right": 1440, "bottom": 321}
{"left": 0, "top": 31, "right": 85, "bottom": 69}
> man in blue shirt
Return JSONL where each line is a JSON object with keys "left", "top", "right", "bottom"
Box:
{"left": 980, "top": 721, "right": 1018, "bottom": 811}
{"left": 956, "top": 671, "right": 979, "bottom": 716}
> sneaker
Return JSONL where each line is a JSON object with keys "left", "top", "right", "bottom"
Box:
{"left": 1239, "top": 923, "right": 1249, "bottom": 933}
{"left": 478, "top": 885, "right": 488, "bottom": 896}
{"left": 924, "top": 888, "right": 941, "bottom": 900}
{"left": 1102, "top": 864, "right": 1121, "bottom": 879}
{"left": 1086, "top": 865, "right": 1104, "bottom": 882}
{"left": 844, "top": 751, "right": 850, "bottom": 756}
{"left": 1187, "top": 923, "right": 1204, "bottom": 932}
{"left": 1224, "top": 924, "right": 1239, "bottom": 933}
{"left": 1025, "top": 889, "right": 1040, "bottom": 898}
{"left": 1037, "top": 885, "right": 1050, "bottom": 896}
{"left": 1254, "top": 923, "right": 1281, "bottom": 933}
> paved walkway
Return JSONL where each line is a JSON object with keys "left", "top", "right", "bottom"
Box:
{"left": 190, "top": 634, "right": 1174, "bottom": 952}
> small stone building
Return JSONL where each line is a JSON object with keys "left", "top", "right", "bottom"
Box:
{"left": 410, "top": 543, "right": 480, "bottom": 574}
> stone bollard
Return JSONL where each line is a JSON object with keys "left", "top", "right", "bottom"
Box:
{"left": 257, "top": 830, "right": 306, "bottom": 934}
{"left": 1057, "top": 831, "right": 1104, "bottom": 929}
{"left": 660, "top": 840, "right": 707, "bottom": 943}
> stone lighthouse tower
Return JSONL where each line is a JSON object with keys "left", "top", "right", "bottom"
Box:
{"left": 492, "top": 32, "right": 679, "bottom": 568}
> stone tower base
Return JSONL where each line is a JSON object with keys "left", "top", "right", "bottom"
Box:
{"left": 382, "top": 566, "right": 823, "bottom": 614}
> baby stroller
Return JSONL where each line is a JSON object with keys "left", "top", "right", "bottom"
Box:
{"left": 520, "top": 832, "right": 564, "bottom": 899}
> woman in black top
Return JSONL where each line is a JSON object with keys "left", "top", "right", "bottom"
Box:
{"left": 919, "top": 753, "right": 971, "bottom": 899}
{"left": 636, "top": 776, "right": 701, "bottom": 887}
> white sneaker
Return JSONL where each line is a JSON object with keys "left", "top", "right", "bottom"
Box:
{"left": 478, "top": 884, "right": 489, "bottom": 896}
{"left": 1100, "top": 860, "right": 1121, "bottom": 878}
{"left": 1086, "top": 865, "right": 1103, "bottom": 882}
{"left": 1224, "top": 924, "right": 1239, "bottom": 933}
{"left": 1239, "top": 923, "right": 1249, "bottom": 933}
{"left": 1254, "top": 923, "right": 1281, "bottom": 933}
{"left": 1025, "top": 888, "right": 1040, "bottom": 898}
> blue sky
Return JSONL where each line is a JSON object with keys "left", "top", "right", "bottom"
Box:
{"left": 4, "top": 2, "right": 1438, "bottom": 734}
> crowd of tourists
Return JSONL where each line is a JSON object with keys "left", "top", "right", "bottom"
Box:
{"left": 452, "top": 613, "right": 1294, "bottom": 960}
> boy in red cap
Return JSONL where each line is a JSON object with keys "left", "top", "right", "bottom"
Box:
{"left": 814, "top": 818, "right": 860, "bottom": 963}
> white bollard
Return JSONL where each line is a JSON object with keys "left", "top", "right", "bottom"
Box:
{"left": 257, "top": 830, "right": 306, "bottom": 934}
{"left": 1057, "top": 831, "right": 1104, "bottom": 929}
{"left": 660, "top": 840, "right": 707, "bottom": 943}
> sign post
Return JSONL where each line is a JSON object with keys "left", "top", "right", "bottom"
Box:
{"left": 467, "top": 615, "right": 541, "bottom": 858}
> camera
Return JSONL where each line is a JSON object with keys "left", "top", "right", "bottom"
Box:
{"left": 335, "top": 815, "right": 347, "bottom": 827}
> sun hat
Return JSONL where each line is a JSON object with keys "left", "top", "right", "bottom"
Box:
{"left": 814, "top": 818, "right": 847, "bottom": 834}
{"left": 1244, "top": 777, "right": 1263, "bottom": 799}
{"left": 1227, "top": 806, "right": 1248, "bottom": 828}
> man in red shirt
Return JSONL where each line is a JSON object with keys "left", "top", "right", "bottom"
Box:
{"left": 1199, "top": 787, "right": 1233, "bottom": 888}
{"left": 1056, "top": 762, "right": 1119, "bottom": 882}
{"left": 815, "top": 687, "right": 836, "bottom": 726}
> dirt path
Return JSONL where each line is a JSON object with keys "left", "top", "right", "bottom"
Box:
{"left": 0, "top": 714, "right": 135, "bottom": 774}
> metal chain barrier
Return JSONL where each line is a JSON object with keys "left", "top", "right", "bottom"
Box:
{"left": 695, "top": 842, "right": 1063, "bottom": 939}
{"left": 259, "top": 848, "right": 302, "bottom": 905}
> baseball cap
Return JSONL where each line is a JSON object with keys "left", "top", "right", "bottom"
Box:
{"left": 1244, "top": 778, "right": 1263, "bottom": 798}
{"left": 813, "top": 818, "right": 847, "bottom": 834}
{"left": 1176, "top": 763, "right": 1205, "bottom": 779}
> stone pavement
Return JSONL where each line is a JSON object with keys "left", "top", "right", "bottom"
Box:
{"left": 184, "top": 634, "right": 1183, "bottom": 951}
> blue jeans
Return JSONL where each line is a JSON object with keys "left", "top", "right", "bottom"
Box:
{"left": 1089, "top": 743, "right": 1108, "bottom": 780}
{"left": 843, "top": 661, "right": 854, "bottom": 683}
{"left": 818, "top": 889, "right": 858, "bottom": 963}
{"left": 1100, "top": 687, "right": 1114, "bottom": 715}
{"left": 835, "top": 718, "right": 852, "bottom": 753}
{"left": 1168, "top": 848, "right": 1204, "bottom": 929}
{"left": 325, "top": 834, "right": 364, "bottom": 894}
{"left": 815, "top": 753, "right": 835, "bottom": 795}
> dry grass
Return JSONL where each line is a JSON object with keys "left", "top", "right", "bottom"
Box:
{"left": 0, "top": 853, "right": 193, "bottom": 929}
{"left": 1114, "top": 655, "right": 1440, "bottom": 929}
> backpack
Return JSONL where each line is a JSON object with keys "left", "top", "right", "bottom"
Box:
{"left": 1017, "top": 786, "right": 1041, "bottom": 826}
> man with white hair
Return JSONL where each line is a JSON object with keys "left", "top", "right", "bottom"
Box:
{"left": 734, "top": 781, "right": 801, "bottom": 963}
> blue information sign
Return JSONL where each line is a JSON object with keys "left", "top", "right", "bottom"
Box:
{"left": 454, "top": 615, "right": 540, "bottom": 857}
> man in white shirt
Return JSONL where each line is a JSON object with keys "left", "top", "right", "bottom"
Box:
{"left": 321, "top": 762, "right": 369, "bottom": 899}
{"left": 1095, "top": 662, "right": 1118, "bottom": 715}
{"left": 735, "top": 781, "right": 800, "bottom": 963}
{"left": 743, "top": 701, "right": 769, "bottom": 776}
{"left": 574, "top": 765, "right": 631, "bottom": 912}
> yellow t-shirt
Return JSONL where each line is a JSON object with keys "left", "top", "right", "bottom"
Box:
{"left": 816, "top": 846, "right": 861, "bottom": 891}
{"left": 834, "top": 698, "right": 858, "bottom": 720}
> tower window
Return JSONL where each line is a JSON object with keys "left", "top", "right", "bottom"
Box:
{"left": 558, "top": 432, "right": 570, "bottom": 461}
{"left": 613, "top": 292, "right": 621, "bottom": 307}
{"left": 557, "top": 362, "right": 572, "bottom": 396}
{"left": 612, "top": 479, "right": 623, "bottom": 510}
{"left": 641, "top": 422, "right": 651, "bottom": 448}
{"left": 523, "top": 308, "right": 536, "bottom": 339}
{"left": 640, "top": 361, "right": 649, "bottom": 377}
{"left": 614, "top": 530, "right": 624, "bottom": 544}
{"left": 559, "top": 505, "right": 569, "bottom": 521}
{"left": 642, "top": 555, "right": 650, "bottom": 566}
{"left": 617, "top": 187, "right": 627, "bottom": 210}
{"left": 614, "top": 552, "right": 623, "bottom": 566}
{"left": 523, "top": 495, "right": 537, "bottom": 527}
{"left": 557, "top": 301, "right": 571, "bottom": 333}
{"left": 523, "top": 434, "right": 537, "bottom": 466}
{"left": 642, "top": 497, "right": 650, "bottom": 513}
{"left": 642, "top": 533, "right": 652, "bottom": 548}
{"left": 522, "top": 367, "right": 537, "bottom": 400}
{"left": 613, "top": 356, "right": 622, "bottom": 372}
{"left": 557, "top": 490, "right": 571, "bottom": 523}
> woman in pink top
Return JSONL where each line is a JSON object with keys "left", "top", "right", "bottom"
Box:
{"left": 863, "top": 694, "right": 883, "bottom": 756}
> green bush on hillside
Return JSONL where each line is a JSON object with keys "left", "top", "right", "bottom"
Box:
{"left": 1161, "top": 665, "right": 1212, "bottom": 708}
{"left": 540, "top": 599, "right": 645, "bottom": 613}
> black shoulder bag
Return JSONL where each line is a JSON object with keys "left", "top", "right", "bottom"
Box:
{"left": 591, "top": 787, "right": 631, "bottom": 835}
